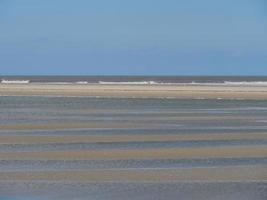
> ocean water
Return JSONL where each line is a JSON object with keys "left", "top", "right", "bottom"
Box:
{"left": 0, "top": 96, "right": 266, "bottom": 199}
{"left": 2, "top": 75, "right": 267, "bottom": 86}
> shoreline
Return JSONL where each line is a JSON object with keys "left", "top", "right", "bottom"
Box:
{"left": 1, "top": 83, "right": 267, "bottom": 99}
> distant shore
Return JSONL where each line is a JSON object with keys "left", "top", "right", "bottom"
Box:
{"left": 1, "top": 83, "right": 267, "bottom": 99}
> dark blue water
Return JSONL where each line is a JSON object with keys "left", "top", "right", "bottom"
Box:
{"left": 1, "top": 75, "right": 267, "bottom": 84}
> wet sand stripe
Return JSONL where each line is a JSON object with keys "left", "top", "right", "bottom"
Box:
{"left": 0, "top": 166, "right": 266, "bottom": 182}
{"left": 0, "top": 133, "right": 266, "bottom": 144}
{"left": 0, "top": 122, "right": 150, "bottom": 130}
{"left": 0, "top": 158, "right": 266, "bottom": 171}
{"left": 0, "top": 146, "right": 266, "bottom": 160}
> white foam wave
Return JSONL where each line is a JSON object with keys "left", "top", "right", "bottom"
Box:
{"left": 47, "top": 81, "right": 88, "bottom": 85}
{"left": 98, "top": 81, "right": 165, "bottom": 85}
{"left": 1, "top": 79, "right": 30, "bottom": 84}
{"left": 98, "top": 81, "right": 267, "bottom": 86}
{"left": 2, "top": 79, "right": 267, "bottom": 86}
{"left": 223, "top": 81, "right": 267, "bottom": 86}
{"left": 75, "top": 81, "right": 88, "bottom": 84}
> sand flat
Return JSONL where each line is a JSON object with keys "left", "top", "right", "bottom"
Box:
{"left": 0, "top": 166, "right": 266, "bottom": 182}
{"left": 2, "top": 83, "right": 267, "bottom": 99}
{"left": 0, "top": 133, "right": 267, "bottom": 144}
{"left": 0, "top": 122, "right": 152, "bottom": 130}
{"left": 1, "top": 88, "right": 267, "bottom": 199}
{"left": 0, "top": 116, "right": 256, "bottom": 131}
{"left": 0, "top": 146, "right": 266, "bottom": 160}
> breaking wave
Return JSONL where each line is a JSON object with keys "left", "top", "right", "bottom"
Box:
{"left": 1, "top": 79, "right": 30, "bottom": 84}
{"left": 223, "top": 81, "right": 267, "bottom": 86}
{"left": 99, "top": 81, "right": 164, "bottom": 85}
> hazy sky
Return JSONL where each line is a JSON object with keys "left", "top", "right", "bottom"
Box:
{"left": 0, "top": 0, "right": 266, "bottom": 75}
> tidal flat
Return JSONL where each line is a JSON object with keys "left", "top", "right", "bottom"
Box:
{"left": 0, "top": 96, "right": 266, "bottom": 199}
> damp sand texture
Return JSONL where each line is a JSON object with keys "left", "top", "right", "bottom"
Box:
{"left": 0, "top": 96, "right": 266, "bottom": 200}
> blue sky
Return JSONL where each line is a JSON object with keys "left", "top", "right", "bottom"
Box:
{"left": 0, "top": 0, "right": 266, "bottom": 75}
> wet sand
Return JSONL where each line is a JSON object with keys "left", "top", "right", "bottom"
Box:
{"left": 1, "top": 166, "right": 266, "bottom": 182}
{"left": 0, "top": 145, "right": 266, "bottom": 160}
{"left": 0, "top": 132, "right": 267, "bottom": 144}
{"left": 0, "top": 122, "right": 148, "bottom": 130}
{"left": 2, "top": 83, "right": 267, "bottom": 99}
{"left": 1, "top": 96, "right": 267, "bottom": 199}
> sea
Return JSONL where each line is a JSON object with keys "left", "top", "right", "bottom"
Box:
{"left": 0, "top": 76, "right": 266, "bottom": 200}
{"left": 1, "top": 75, "right": 267, "bottom": 86}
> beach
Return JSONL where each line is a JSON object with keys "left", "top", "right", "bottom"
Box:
{"left": 0, "top": 166, "right": 266, "bottom": 182}
{"left": 1, "top": 83, "right": 267, "bottom": 99}
{"left": 1, "top": 0, "right": 267, "bottom": 197}
{"left": 0, "top": 94, "right": 266, "bottom": 199}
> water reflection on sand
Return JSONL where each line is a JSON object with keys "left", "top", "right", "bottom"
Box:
{"left": 0, "top": 97, "right": 266, "bottom": 199}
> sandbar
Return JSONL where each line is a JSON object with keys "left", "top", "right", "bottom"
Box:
{"left": 1, "top": 83, "right": 267, "bottom": 99}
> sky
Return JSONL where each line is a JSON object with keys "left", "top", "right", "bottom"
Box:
{"left": 0, "top": 0, "right": 266, "bottom": 75}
